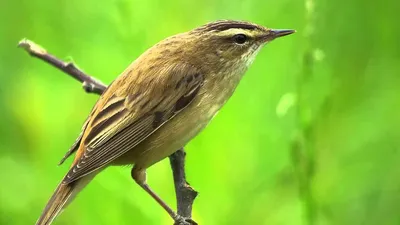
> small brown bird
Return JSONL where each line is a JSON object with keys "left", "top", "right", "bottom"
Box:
{"left": 36, "top": 20, "right": 294, "bottom": 225}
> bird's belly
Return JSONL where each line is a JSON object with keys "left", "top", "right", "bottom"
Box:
{"left": 115, "top": 84, "right": 231, "bottom": 169}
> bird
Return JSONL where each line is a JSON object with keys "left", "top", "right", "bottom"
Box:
{"left": 36, "top": 20, "right": 295, "bottom": 225}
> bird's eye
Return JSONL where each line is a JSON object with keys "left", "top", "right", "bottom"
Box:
{"left": 232, "top": 34, "right": 248, "bottom": 44}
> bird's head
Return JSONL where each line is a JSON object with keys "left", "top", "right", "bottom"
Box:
{"left": 185, "top": 20, "right": 295, "bottom": 72}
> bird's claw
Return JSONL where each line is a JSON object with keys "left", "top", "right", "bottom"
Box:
{"left": 173, "top": 215, "right": 198, "bottom": 225}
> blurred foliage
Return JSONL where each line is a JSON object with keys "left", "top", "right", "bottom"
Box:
{"left": 0, "top": 0, "right": 399, "bottom": 224}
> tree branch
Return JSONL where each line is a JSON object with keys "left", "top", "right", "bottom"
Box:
{"left": 18, "top": 39, "right": 107, "bottom": 95}
{"left": 170, "top": 150, "right": 198, "bottom": 220}
{"left": 18, "top": 39, "right": 198, "bottom": 224}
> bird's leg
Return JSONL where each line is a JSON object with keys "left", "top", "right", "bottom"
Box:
{"left": 131, "top": 167, "right": 196, "bottom": 224}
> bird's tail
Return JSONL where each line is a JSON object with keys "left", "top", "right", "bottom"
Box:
{"left": 36, "top": 176, "right": 93, "bottom": 225}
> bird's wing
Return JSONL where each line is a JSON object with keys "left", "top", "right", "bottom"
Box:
{"left": 63, "top": 64, "right": 203, "bottom": 184}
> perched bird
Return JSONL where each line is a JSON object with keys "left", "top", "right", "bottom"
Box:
{"left": 36, "top": 20, "right": 295, "bottom": 225}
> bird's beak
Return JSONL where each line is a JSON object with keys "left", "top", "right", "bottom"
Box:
{"left": 261, "top": 29, "right": 296, "bottom": 42}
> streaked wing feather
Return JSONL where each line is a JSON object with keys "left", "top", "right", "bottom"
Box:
{"left": 63, "top": 67, "right": 203, "bottom": 184}
{"left": 66, "top": 114, "right": 156, "bottom": 180}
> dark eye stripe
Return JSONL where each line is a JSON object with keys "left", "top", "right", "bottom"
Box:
{"left": 195, "top": 20, "right": 259, "bottom": 32}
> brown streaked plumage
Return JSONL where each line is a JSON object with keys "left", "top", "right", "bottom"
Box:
{"left": 36, "top": 20, "right": 295, "bottom": 225}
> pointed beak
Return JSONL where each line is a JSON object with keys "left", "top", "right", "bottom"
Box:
{"left": 261, "top": 29, "right": 296, "bottom": 42}
{"left": 271, "top": 29, "right": 296, "bottom": 38}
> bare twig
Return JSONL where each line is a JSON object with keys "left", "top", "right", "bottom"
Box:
{"left": 18, "top": 39, "right": 198, "bottom": 224}
{"left": 18, "top": 39, "right": 107, "bottom": 95}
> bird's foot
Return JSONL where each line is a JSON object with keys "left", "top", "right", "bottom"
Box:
{"left": 173, "top": 215, "right": 198, "bottom": 225}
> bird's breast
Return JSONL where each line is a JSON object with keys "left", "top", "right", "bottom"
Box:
{"left": 118, "top": 72, "right": 243, "bottom": 169}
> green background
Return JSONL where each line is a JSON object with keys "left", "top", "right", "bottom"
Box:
{"left": 1, "top": 0, "right": 399, "bottom": 224}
